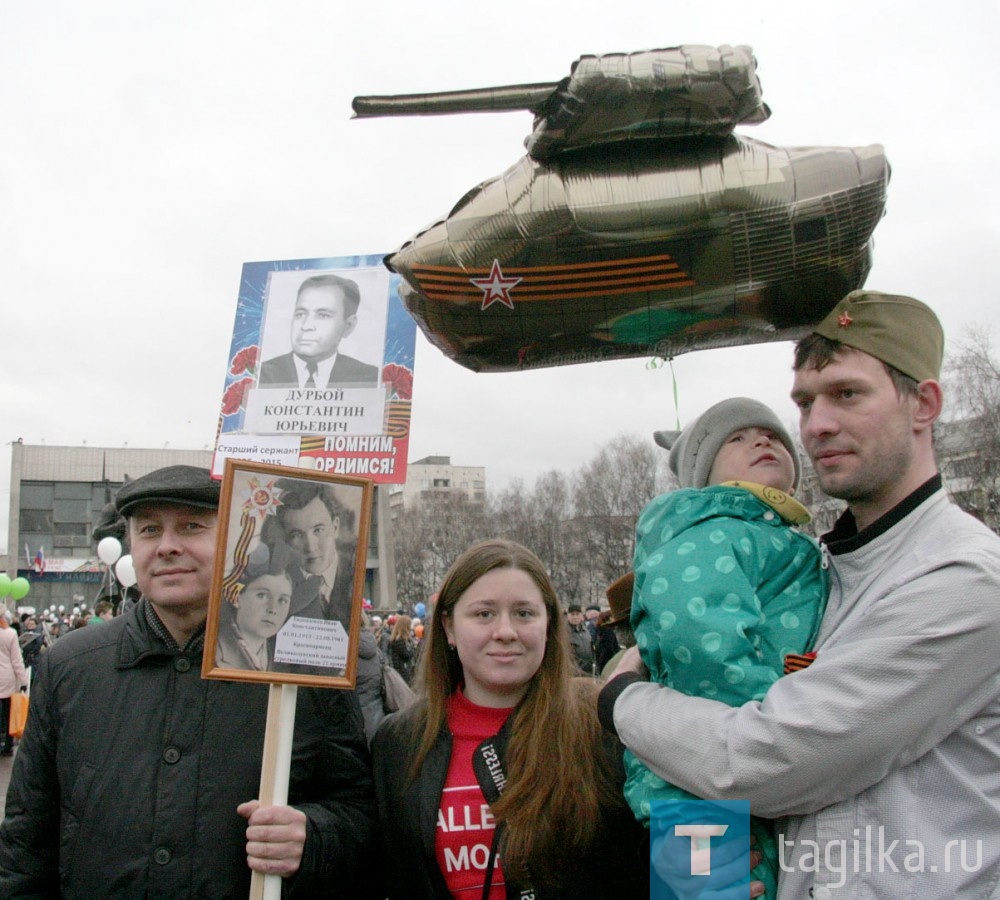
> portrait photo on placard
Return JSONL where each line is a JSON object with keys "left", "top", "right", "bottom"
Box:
{"left": 257, "top": 267, "right": 387, "bottom": 390}
{"left": 202, "top": 459, "right": 373, "bottom": 689}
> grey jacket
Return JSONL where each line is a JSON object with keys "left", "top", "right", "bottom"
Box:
{"left": 612, "top": 479, "right": 1000, "bottom": 898}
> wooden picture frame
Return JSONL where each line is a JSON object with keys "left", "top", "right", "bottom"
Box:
{"left": 202, "top": 459, "right": 373, "bottom": 688}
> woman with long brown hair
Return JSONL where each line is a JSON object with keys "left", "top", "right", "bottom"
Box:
{"left": 371, "top": 539, "right": 647, "bottom": 898}
{"left": 388, "top": 613, "right": 417, "bottom": 684}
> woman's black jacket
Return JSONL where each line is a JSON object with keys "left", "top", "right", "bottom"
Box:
{"left": 371, "top": 701, "right": 649, "bottom": 899}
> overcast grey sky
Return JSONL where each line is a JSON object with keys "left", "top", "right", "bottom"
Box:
{"left": 2, "top": 1, "right": 998, "bottom": 543}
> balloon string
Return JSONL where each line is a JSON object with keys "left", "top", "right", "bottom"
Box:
{"left": 645, "top": 355, "right": 681, "bottom": 430}
{"left": 669, "top": 357, "right": 680, "bottom": 430}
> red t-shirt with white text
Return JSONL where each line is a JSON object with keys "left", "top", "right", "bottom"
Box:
{"left": 435, "top": 688, "right": 513, "bottom": 898}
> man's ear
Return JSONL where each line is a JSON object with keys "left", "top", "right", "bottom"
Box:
{"left": 913, "top": 379, "right": 943, "bottom": 433}
{"left": 341, "top": 315, "right": 358, "bottom": 340}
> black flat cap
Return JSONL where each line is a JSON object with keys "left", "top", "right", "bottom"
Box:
{"left": 115, "top": 465, "right": 221, "bottom": 517}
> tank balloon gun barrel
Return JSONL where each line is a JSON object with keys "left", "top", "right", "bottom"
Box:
{"left": 351, "top": 83, "right": 557, "bottom": 118}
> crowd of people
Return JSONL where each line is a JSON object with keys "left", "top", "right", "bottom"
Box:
{"left": 1, "top": 290, "right": 998, "bottom": 898}
{"left": 0, "top": 601, "right": 119, "bottom": 758}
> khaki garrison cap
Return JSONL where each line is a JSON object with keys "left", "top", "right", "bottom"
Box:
{"left": 813, "top": 290, "right": 944, "bottom": 382}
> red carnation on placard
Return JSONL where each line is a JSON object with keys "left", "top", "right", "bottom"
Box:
{"left": 221, "top": 377, "right": 254, "bottom": 415}
{"left": 230, "top": 345, "right": 260, "bottom": 376}
{"left": 382, "top": 363, "right": 413, "bottom": 400}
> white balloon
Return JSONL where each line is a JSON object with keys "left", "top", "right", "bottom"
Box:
{"left": 97, "top": 536, "right": 123, "bottom": 565}
{"left": 115, "top": 555, "right": 138, "bottom": 588}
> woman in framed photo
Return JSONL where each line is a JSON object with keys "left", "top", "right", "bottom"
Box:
{"left": 216, "top": 553, "right": 293, "bottom": 672}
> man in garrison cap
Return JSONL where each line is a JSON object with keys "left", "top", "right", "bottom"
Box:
{"left": 602, "top": 291, "right": 1000, "bottom": 897}
{"left": 0, "top": 465, "right": 380, "bottom": 898}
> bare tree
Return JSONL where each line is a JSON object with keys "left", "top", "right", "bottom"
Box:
{"left": 392, "top": 493, "right": 492, "bottom": 609}
{"left": 570, "top": 434, "right": 659, "bottom": 601}
{"left": 528, "top": 471, "right": 577, "bottom": 603}
{"left": 391, "top": 504, "right": 434, "bottom": 610}
{"left": 490, "top": 478, "right": 534, "bottom": 544}
{"left": 389, "top": 433, "right": 684, "bottom": 611}
{"left": 490, "top": 472, "right": 578, "bottom": 601}
{"left": 941, "top": 328, "right": 1000, "bottom": 532}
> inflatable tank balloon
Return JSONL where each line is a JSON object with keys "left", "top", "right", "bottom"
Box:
{"left": 354, "top": 46, "right": 890, "bottom": 373}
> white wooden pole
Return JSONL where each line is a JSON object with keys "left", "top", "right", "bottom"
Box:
{"left": 249, "top": 683, "right": 299, "bottom": 900}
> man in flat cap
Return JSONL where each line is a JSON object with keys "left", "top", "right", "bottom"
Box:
{"left": 565, "top": 603, "right": 595, "bottom": 676}
{"left": 603, "top": 291, "right": 1000, "bottom": 898}
{"left": 0, "top": 465, "right": 380, "bottom": 898}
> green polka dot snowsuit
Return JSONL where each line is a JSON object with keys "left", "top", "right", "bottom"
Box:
{"left": 625, "top": 485, "right": 827, "bottom": 897}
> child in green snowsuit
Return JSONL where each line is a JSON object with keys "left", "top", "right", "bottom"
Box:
{"left": 627, "top": 397, "right": 828, "bottom": 898}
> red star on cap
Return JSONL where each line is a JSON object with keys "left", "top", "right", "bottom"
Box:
{"left": 838, "top": 312, "right": 853, "bottom": 327}
{"left": 470, "top": 259, "right": 522, "bottom": 310}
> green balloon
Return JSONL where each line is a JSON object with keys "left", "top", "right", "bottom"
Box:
{"left": 10, "top": 577, "right": 30, "bottom": 601}
{"left": 0, "top": 573, "right": 11, "bottom": 597}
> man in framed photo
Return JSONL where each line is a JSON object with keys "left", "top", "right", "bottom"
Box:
{"left": 0, "top": 465, "right": 379, "bottom": 897}
{"left": 272, "top": 478, "right": 357, "bottom": 630}
{"left": 259, "top": 273, "right": 380, "bottom": 389}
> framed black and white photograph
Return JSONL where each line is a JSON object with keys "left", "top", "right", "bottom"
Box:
{"left": 202, "top": 459, "right": 373, "bottom": 688}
